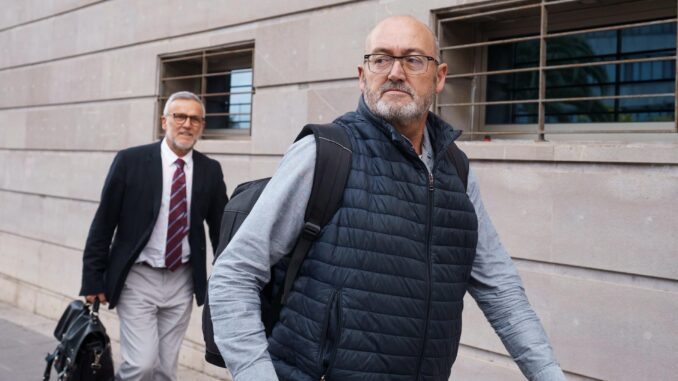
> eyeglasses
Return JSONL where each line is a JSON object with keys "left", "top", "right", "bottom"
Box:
{"left": 167, "top": 113, "right": 204, "bottom": 127}
{"left": 364, "top": 54, "right": 438, "bottom": 75}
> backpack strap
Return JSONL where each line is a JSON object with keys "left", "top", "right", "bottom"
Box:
{"left": 280, "top": 123, "right": 352, "bottom": 304}
{"left": 446, "top": 141, "right": 469, "bottom": 191}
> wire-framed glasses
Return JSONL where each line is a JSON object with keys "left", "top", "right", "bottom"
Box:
{"left": 363, "top": 54, "right": 438, "bottom": 75}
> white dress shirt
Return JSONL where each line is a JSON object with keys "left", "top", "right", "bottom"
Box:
{"left": 137, "top": 138, "right": 193, "bottom": 267}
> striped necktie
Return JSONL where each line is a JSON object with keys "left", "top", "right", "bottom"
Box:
{"left": 165, "top": 158, "right": 188, "bottom": 271}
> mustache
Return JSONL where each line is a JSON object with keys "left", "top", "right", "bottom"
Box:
{"left": 380, "top": 81, "right": 414, "bottom": 96}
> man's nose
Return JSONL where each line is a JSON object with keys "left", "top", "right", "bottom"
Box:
{"left": 387, "top": 59, "right": 407, "bottom": 81}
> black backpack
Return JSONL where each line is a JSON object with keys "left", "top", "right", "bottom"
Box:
{"left": 202, "top": 124, "right": 470, "bottom": 368}
{"left": 43, "top": 299, "right": 114, "bottom": 381}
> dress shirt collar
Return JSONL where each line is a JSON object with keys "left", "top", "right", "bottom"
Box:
{"left": 161, "top": 138, "right": 193, "bottom": 169}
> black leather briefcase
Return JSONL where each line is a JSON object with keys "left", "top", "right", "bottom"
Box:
{"left": 43, "top": 299, "right": 114, "bottom": 381}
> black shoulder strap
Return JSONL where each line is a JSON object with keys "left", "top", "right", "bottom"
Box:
{"left": 281, "top": 123, "right": 352, "bottom": 304}
{"left": 446, "top": 142, "right": 469, "bottom": 191}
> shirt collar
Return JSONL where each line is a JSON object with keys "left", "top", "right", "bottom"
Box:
{"left": 161, "top": 138, "right": 193, "bottom": 169}
{"left": 419, "top": 125, "right": 434, "bottom": 172}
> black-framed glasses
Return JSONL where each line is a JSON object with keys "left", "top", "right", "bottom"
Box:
{"left": 168, "top": 113, "right": 204, "bottom": 127}
{"left": 364, "top": 54, "right": 438, "bottom": 75}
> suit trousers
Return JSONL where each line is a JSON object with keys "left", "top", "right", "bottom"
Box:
{"left": 115, "top": 263, "right": 193, "bottom": 381}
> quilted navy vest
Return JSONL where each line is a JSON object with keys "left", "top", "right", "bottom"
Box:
{"left": 268, "top": 98, "right": 479, "bottom": 381}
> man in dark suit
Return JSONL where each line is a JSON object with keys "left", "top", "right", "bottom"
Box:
{"left": 80, "top": 91, "right": 227, "bottom": 381}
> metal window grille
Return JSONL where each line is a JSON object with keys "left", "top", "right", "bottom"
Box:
{"left": 435, "top": 0, "right": 678, "bottom": 141}
{"left": 158, "top": 44, "right": 255, "bottom": 138}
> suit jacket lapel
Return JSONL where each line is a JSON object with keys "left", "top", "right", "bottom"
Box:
{"left": 148, "top": 141, "right": 163, "bottom": 220}
{"left": 191, "top": 152, "right": 206, "bottom": 222}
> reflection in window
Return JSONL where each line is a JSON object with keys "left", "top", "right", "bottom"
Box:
{"left": 486, "top": 23, "right": 676, "bottom": 124}
{"left": 205, "top": 69, "right": 253, "bottom": 130}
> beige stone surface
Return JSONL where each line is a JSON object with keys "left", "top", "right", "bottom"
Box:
{"left": 0, "top": 0, "right": 100, "bottom": 30}
{"left": 0, "top": 232, "right": 82, "bottom": 296}
{"left": 248, "top": 81, "right": 358, "bottom": 154}
{"left": 0, "top": 46, "right": 157, "bottom": 108}
{"left": 253, "top": 2, "right": 373, "bottom": 87}
{"left": 0, "top": 150, "right": 114, "bottom": 201}
{"left": 460, "top": 267, "right": 678, "bottom": 381}
{"left": 0, "top": 190, "right": 94, "bottom": 249}
{"left": 0, "top": 99, "right": 155, "bottom": 150}
{"left": 1, "top": 0, "right": 355, "bottom": 69}
{"left": 474, "top": 161, "right": 678, "bottom": 280}
{"left": 459, "top": 140, "right": 678, "bottom": 164}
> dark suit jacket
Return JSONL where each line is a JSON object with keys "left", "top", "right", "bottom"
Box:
{"left": 80, "top": 141, "right": 227, "bottom": 308}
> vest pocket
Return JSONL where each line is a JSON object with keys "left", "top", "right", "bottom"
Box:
{"left": 318, "top": 289, "right": 342, "bottom": 379}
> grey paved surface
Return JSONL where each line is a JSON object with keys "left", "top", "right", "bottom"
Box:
{"left": 0, "top": 301, "right": 227, "bottom": 381}
{"left": 0, "top": 316, "right": 56, "bottom": 380}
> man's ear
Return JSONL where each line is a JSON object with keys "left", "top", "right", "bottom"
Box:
{"left": 435, "top": 63, "right": 448, "bottom": 94}
{"left": 358, "top": 65, "right": 366, "bottom": 93}
{"left": 161, "top": 116, "right": 168, "bottom": 132}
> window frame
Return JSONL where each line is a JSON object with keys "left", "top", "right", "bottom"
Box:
{"left": 157, "top": 42, "right": 255, "bottom": 139}
{"left": 433, "top": 0, "right": 678, "bottom": 141}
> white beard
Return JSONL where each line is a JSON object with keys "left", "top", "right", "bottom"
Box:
{"left": 364, "top": 79, "right": 434, "bottom": 125}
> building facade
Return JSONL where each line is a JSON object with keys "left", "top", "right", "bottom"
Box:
{"left": 1, "top": 0, "right": 676, "bottom": 380}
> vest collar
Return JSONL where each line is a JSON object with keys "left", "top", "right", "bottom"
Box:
{"left": 356, "top": 95, "right": 462, "bottom": 161}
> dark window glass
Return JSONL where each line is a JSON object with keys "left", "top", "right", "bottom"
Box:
{"left": 486, "top": 23, "right": 675, "bottom": 124}
{"left": 204, "top": 69, "right": 253, "bottom": 130}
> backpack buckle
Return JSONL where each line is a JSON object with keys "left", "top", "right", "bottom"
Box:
{"left": 302, "top": 222, "right": 321, "bottom": 239}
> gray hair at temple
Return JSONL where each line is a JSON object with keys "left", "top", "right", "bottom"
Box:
{"left": 163, "top": 91, "right": 206, "bottom": 117}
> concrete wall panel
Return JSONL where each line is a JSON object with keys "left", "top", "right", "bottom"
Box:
{"left": 0, "top": 190, "right": 94, "bottom": 249}
{"left": 0, "top": 150, "right": 114, "bottom": 201}
{"left": 0, "top": 0, "right": 101, "bottom": 30}
{"left": 0, "top": 47, "right": 157, "bottom": 108}
{"left": 2, "top": 1, "right": 442, "bottom": 110}
{"left": 248, "top": 81, "right": 360, "bottom": 154}
{"left": 460, "top": 268, "right": 678, "bottom": 380}
{"left": 0, "top": 99, "right": 154, "bottom": 150}
{"left": 473, "top": 162, "right": 678, "bottom": 280}
{"left": 0, "top": 0, "right": 355, "bottom": 69}
{"left": 306, "top": 81, "right": 362, "bottom": 123}
{"left": 254, "top": 1, "right": 374, "bottom": 87}
{"left": 0, "top": 233, "right": 82, "bottom": 297}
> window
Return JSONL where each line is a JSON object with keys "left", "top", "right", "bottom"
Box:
{"left": 159, "top": 44, "right": 254, "bottom": 138}
{"left": 435, "top": 0, "right": 677, "bottom": 141}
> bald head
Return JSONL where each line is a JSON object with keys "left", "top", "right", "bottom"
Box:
{"left": 365, "top": 16, "right": 440, "bottom": 60}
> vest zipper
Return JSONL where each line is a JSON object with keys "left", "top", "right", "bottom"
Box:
{"left": 415, "top": 171, "right": 435, "bottom": 379}
{"left": 319, "top": 290, "right": 342, "bottom": 380}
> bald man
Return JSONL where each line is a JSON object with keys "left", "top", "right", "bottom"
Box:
{"left": 209, "top": 16, "right": 566, "bottom": 381}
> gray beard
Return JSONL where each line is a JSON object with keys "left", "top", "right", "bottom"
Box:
{"left": 364, "top": 80, "right": 434, "bottom": 125}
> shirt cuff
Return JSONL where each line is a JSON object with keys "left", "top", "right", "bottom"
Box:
{"left": 234, "top": 360, "right": 278, "bottom": 381}
{"left": 530, "top": 364, "right": 566, "bottom": 381}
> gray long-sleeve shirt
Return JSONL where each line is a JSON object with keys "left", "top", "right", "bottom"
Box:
{"left": 209, "top": 131, "right": 566, "bottom": 381}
